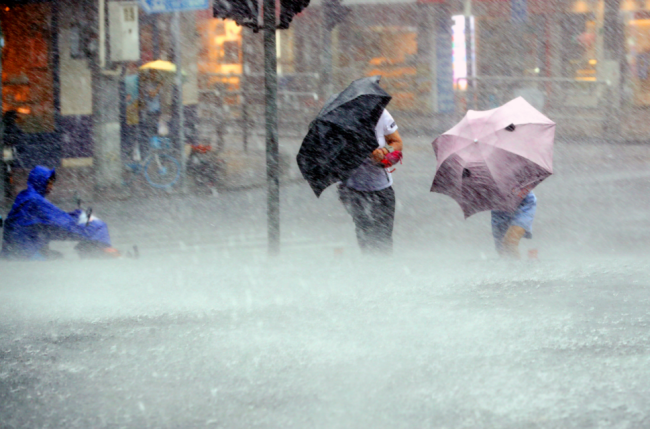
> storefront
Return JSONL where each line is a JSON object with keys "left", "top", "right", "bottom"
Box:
{"left": 330, "top": 1, "right": 456, "bottom": 119}
{"left": 197, "top": 16, "right": 243, "bottom": 92}
{"left": 543, "top": 0, "right": 650, "bottom": 107}
{"left": 193, "top": 10, "right": 324, "bottom": 141}
{"left": 1, "top": 0, "right": 61, "bottom": 167}
{"left": 137, "top": 10, "right": 200, "bottom": 148}
{"left": 622, "top": 3, "right": 650, "bottom": 105}
{"left": 334, "top": 4, "right": 420, "bottom": 112}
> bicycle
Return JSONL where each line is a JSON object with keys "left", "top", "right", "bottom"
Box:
{"left": 123, "top": 136, "right": 181, "bottom": 189}
{"left": 3, "top": 144, "right": 27, "bottom": 199}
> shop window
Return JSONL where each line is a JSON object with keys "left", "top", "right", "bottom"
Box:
{"left": 626, "top": 11, "right": 650, "bottom": 105}
{"left": 197, "top": 18, "right": 243, "bottom": 92}
{"left": 565, "top": 0, "right": 650, "bottom": 105}
{"left": 277, "top": 28, "right": 295, "bottom": 75}
{"left": 366, "top": 26, "right": 417, "bottom": 67}
{"left": 560, "top": 11, "right": 599, "bottom": 82}
{"left": 343, "top": 25, "right": 417, "bottom": 111}
{"left": 1, "top": 3, "right": 55, "bottom": 133}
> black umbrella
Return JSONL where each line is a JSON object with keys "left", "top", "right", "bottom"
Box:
{"left": 297, "top": 76, "right": 391, "bottom": 197}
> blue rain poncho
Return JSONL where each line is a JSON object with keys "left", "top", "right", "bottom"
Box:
{"left": 1, "top": 166, "right": 111, "bottom": 260}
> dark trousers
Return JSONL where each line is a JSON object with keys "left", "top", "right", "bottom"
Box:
{"left": 338, "top": 185, "right": 396, "bottom": 254}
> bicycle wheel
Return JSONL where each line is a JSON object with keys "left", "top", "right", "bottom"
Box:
{"left": 144, "top": 152, "right": 181, "bottom": 188}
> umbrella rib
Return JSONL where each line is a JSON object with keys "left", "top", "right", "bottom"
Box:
{"left": 486, "top": 125, "right": 554, "bottom": 172}
{"left": 479, "top": 143, "right": 509, "bottom": 198}
{"left": 482, "top": 144, "right": 551, "bottom": 194}
{"left": 435, "top": 135, "right": 476, "bottom": 165}
{"left": 474, "top": 101, "right": 555, "bottom": 141}
{"left": 475, "top": 108, "right": 500, "bottom": 141}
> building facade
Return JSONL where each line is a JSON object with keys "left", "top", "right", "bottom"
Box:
{"left": 1, "top": 0, "right": 647, "bottom": 174}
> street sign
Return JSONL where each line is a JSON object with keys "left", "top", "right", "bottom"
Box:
{"left": 139, "top": 0, "right": 210, "bottom": 14}
{"left": 511, "top": 0, "right": 527, "bottom": 24}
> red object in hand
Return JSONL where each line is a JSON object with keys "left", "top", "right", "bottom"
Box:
{"left": 191, "top": 144, "right": 212, "bottom": 154}
{"left": 380, "top": 150, "right": 402, "bottom": 168}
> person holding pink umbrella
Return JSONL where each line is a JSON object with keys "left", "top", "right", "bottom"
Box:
{"left": 430, "top": 97, "right": 554, "bottom": 259}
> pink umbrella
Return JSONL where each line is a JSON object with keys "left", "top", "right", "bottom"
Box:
{"left": 431, "top": 97, "right": 555, "bottom": 218}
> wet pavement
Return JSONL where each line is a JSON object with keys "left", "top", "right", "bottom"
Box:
{"left": 1, "top": 137, "right": 650, "bottom": 428}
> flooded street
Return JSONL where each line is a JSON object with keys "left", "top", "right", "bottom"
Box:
{"left": 2, "top": 137, "right": 650, "bottom": 428}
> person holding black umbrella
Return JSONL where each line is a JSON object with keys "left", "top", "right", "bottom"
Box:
{"left": 337, "top": 109, "right": 402, "bottom": 254}
{"left": 297, "top": 76, "right": 403, "bottom": 254}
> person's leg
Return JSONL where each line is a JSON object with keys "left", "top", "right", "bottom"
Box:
{"left": 501, "top": 225, "right": 526, "bottom": 258}
{"left": 365, "top": 186, "right": 395, "bottom": 254}
{"left": 351, "top": 191, "right": 375, "bottom": 251}
{"left": 85, "top": 219, "right": 112, "bottom": 246}
{"left": 338, "top": 186, "right": 373, "bottom": 250}
{"left": 491, "top": 211, "right": 510, "bottom": 256}
{"left": 501, "top": 193, "right": 537, "bottom": 258}
{"left": 2, "top": 160, "right": 10, "bottom": 198}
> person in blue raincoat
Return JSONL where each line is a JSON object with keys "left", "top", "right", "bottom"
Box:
{"left": 1, "top": 166, "right": 114, "bottom": 260}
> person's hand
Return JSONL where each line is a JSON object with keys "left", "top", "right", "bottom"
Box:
{"left": 380, "top": 150, "right": 403, "bottom": 168}
{"left": 370, "top": 148, "right": 388, "bottom": 163}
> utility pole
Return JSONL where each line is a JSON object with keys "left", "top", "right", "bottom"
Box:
{"left": 242, "top": 28, "right": 252, "bottom": 152}
{"left": 264, "top": 0, "right": 280, "bottom": 255}
{"left": 464, "top": 0, "right": 473, "bottom": 85}
{"left": 213, "top": 0, "right": 310, "bottom": 255}
{"left": 602, "top": 0, "right": 624, "bottom": 139}
{"left": 463, "top": 0, "right": 476, "bottom": 108}
{"left": 93, "top": 0, "right": 123, "bottom": 197}
{"left": 321, "top": 0, "right": 350, "bottom": 98}
{"left": 172, "top": 11, "right": 186, "bottom": 189}
{"left": 321, "top": 6, "right": 333, "bottom": 97}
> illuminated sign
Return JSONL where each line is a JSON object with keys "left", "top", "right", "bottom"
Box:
{"left": 452, "top": 15, "right": 475, "bottom": 91}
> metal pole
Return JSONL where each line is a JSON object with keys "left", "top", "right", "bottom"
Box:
{"left": 0, "top": 23, "right": 4, "bottom": 206}
{"left": 321, "top": 0, "right": 333, "bottom": 98}
{"left": 93, "top": 0, "right": 122, "bottom": 194}
{"left": 602, "top": 0, "right": 623, "bottom": 139}
{"left": 242, "top": 83, "right": 249, "bottom": 152}
{"left": 242, "top": 31, "right": 249, "bottom": 152}
{"left": 264, "top": 0, "right": 280, "bottom": 255}
{"left": 172, "top": 11, "right": 186, "bottom": 189}
{"left": 153, "top": 17, "right": 160, "bottom": 59}
{"left": 464, "top": 0, "right": 475, "bottom": 108}
{"left": 99, "top": 0, "right": 106, "bottom": 68}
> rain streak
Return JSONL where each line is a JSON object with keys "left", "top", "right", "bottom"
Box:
{"left": 1, "top": 0, "right": 650, "bottom": 427}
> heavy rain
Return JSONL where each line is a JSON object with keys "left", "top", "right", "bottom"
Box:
{"left": 1, "top": 0, "right": 650, "bottom": 427}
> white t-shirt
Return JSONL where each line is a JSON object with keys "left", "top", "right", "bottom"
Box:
{"left": 344, "top": 109, "right": 398, "bottom": 192}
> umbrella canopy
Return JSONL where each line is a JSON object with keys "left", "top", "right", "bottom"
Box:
{"left": 297, "top": 76, "right": 391, "bottom": 197}
{"left": 431, "top": 97, "right": 555, "bottom": 218}
{"left": 139, "top": 60, "right": 178, "bottom": 73}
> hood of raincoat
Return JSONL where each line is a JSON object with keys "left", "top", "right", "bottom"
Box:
{"left": 27, "top": 166, "right": 55, "bottom": 196}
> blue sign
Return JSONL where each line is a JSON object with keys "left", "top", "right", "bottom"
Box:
{"left": 139, "top": 0, "right": 210, "bottom": 14}
{"left": 511, "top": 0, "right": 527, "bottom": 24}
